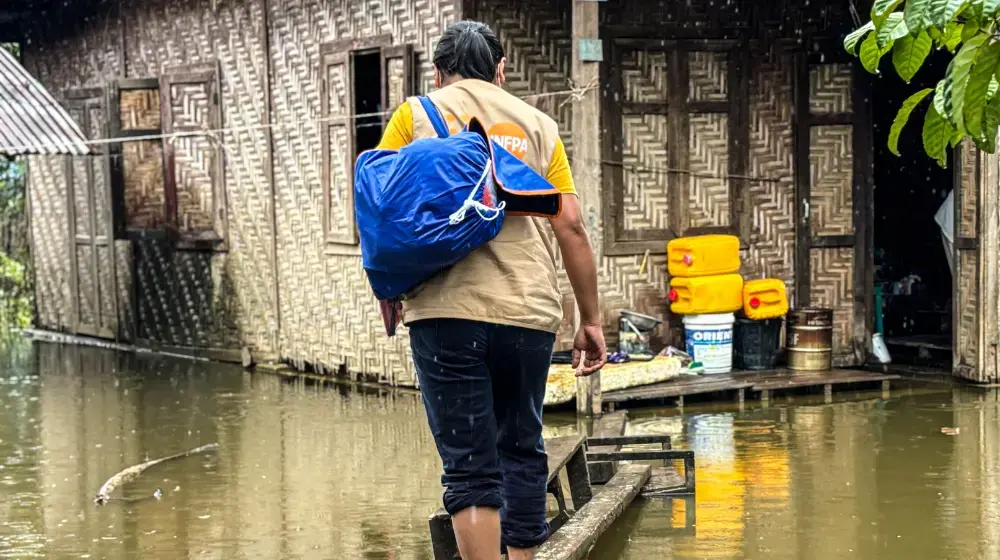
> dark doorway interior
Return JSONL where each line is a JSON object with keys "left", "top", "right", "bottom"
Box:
{"left": 353, "top": 51, "right": 383, "bottom": 156}
{"left": 871, "top": 51, "right": 953, "bottom": 369}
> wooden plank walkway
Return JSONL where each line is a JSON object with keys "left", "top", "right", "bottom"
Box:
{"left": 428, "top": 412, "right": 694, "bottom": 559}
{"left": 603, "top": 368, "right": 899, "bottom": 407}
{"left": 429, "top": 435, "right": 591, "bottom": 559}
{"left": 535, "top": 464, "right": 651, "bottom": 560}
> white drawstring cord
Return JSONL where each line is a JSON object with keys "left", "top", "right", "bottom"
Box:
{"left": 448, "top": 159, "right": 505, "bottom": 224}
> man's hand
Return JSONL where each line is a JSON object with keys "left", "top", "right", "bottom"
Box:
{"left": 573, "top": 322, "right": 607, "bottom": 376}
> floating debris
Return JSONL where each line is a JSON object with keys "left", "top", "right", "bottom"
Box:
{"left": 94, "top": 443, "right": 218, "bottom": 505}
{"left": 941, "top": 427, "right": 960, "bottom": 436}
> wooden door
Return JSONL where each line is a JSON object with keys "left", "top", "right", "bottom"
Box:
{"left": 64, "top": 88, "right": 118, "bottom": 340}
{"left": 793, "top": 51, "right": 872, "bottom": 366}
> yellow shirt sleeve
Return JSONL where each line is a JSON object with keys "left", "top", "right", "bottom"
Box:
{"left": 377, "top": 102, "right": 413, "bottom": 150}
{"left": 546, "top": 138, "right": 577, "bottom": 195}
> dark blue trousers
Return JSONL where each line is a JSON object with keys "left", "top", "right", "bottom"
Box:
{"left": 410, "top": 318, "right": 555, "bottom": 549}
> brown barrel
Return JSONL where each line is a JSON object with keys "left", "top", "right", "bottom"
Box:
{"left": 786, "top": 308, "right": 833, "bottom": 372}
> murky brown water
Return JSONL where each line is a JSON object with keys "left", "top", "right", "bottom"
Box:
{"left": 2, "top": 341, "right": 998, "bottom": 559}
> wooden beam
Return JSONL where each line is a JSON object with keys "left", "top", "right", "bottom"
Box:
{"left": 792, "top": 53, "right": 812, "bottom": 307}
{"left": 535, "top": 464, "right": 651, "bottom": 560}
{"left": 572, "top": 0, "right": 603, "bottom": 417}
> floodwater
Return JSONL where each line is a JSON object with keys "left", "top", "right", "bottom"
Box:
{"left": 1, "top": 341, "right": 998, "bottom": 559}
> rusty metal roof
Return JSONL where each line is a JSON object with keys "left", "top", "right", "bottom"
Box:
{"left": 0, "top": 46, "right": 91, "bottom": 155}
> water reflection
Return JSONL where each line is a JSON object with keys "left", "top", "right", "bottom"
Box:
{"left": 593, "top": 390, "right": 1000, "bottom": 559}
{"left": 2, "top": 341, "right": 448, "bottom": 558}
{"left": 3, "top": 341, "right": 1000, "bottom": 559}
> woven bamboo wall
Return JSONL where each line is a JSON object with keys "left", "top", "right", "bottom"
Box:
{"left": 121, "top": 0, "right": 276, "bottom": 351}
{"left": 743, "top": 50, "right": 796, "bottom": 303}
{"left": 23, "top": 12, "right": 122, "bottom": 335}
{"left": 28, "top": 157, "right": 73, "bottom": 330}
{"left": 267, "top": 0, "right": 457, "bottom": 385}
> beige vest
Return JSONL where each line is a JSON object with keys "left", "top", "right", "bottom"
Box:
{"left": 401, "top": 80, "right": 564, "bottom": 333}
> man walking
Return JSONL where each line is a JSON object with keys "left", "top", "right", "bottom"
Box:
{"left": 376, "top": 20, "right": 606, "bottom": 560}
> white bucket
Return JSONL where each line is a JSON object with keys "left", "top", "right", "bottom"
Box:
{"left": 683, "top": 313, "right": 735, "bottom": 374}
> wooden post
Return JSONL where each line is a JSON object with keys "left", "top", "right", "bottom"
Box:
{"left": 979, "top": 147, "right": 1000, "bottom": 382}
{"left": 571, "top": 0, "right": 604, "bottom": 417}
{"left": 576, "top": 374, "right": 602, "bottom": 416}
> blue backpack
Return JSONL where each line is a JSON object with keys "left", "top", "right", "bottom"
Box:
{"left": 354, "top": 96, "right": 562, "bottom": 303}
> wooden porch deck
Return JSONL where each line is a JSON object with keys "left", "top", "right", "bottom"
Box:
{"left": 603, "top": 368, "right": 900, "bottom": 408}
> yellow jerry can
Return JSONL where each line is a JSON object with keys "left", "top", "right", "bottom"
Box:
{"left": 667, "top": 234, "right": 741, "bottom": 277}
{"left": 742, "top": 278, "right": 789, "bottom": 320}
{"left": 668, "top": 274, "right": 744, "bottom": 315}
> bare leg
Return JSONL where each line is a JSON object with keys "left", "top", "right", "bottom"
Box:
{"left": 507, "top": 546, "right": 537, "bottom": 560}
{"left": 452, "top": 506, "right": 503, "bottom": 560}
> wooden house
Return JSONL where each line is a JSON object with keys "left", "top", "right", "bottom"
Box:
{"left": 3, "top": 0, "right": 997, "bottom": 384}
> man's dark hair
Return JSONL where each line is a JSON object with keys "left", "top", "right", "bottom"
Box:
{"left": 432, "top": 20, "right": 505, "bottom": 82}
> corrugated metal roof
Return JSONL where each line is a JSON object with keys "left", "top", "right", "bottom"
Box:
{"left": 0, "top": 47, "right": 91, "bottom": 155}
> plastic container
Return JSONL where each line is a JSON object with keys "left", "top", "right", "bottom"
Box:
{"left": 733, "top": 317, "right": 782, "bottom": 370}
{"left": 667, "top": 234, "right": 741, "bottom": 277}
{"left": 742, "top": 278, "right": 789, "bottom": 320}
{"left": 669, "top": 274, "right": 744, "bottom": 315}
{"left": 683, "top": 313, "right": 735, "bottom": 374}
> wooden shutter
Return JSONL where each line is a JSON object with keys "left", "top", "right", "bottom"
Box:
{"left": 160, "top": 62, "right": 227, "bottom": 249}
{"left": 321, "top": 41, "right": 358, "bottom": 246}
{"left": 64, "top": 87, "right": 118, "bottom": 339}
{"left": 602, "top": 40, "right": 747, "bottom": 256}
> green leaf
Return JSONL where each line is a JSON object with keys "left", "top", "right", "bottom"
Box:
{"left": 951, "top": 130, "right": 966, "bottom": 148}
{"left": 877, "top": 13, "right": 909, "bottom": 47}
{"left": 943, "top": 34, "right": 988, "bottom": 133}
{"left": 905, "top": 0, "right": 932, "bottom": 33}
{"left": 893, "top": 31, "right": 933, "bottom": 82}
{"left": 934, "top": 76, "right": 948, "bottom": 116}
{"left": 986, "top": 0, "right": 1000, "bottom": 18}
{"left": 844, "top": 22, "right": 874, "bottom": 54}
{"left": 860, "top": 33, "right": 889, "bottom": 73}
{"left": 930, "top": 0, "right": 969, "bottom": 28}
{"left": 872, "top": 0, "right": 905, "bottom": 25}
{"left": 889, "top": 88, "right": 934, "bottom": 155}
{"left": 982, "top": 95, "right": 1000, "bottom": 152}
{"left": 943, "top": 22, "right": 964, "bottom": 52}
{"left": 923, "top": 104, "right": 952, "bottom": 167}
{"left": 991, "top": 76, "right": 1000, "bottom": 98}
{"left": 961, "top": 19, "right": 981, "bottom": 42}
{"left": 964, "top": 40, "right": 1000, "bottom": 139}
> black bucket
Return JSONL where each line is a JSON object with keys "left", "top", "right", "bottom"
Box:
{"left": 733, "top": 317, "right": 782, "bottom": 370}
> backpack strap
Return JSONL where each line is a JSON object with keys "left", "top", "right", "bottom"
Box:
{"left": 417, "top": 96, "right": 450, "bottom": 138}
